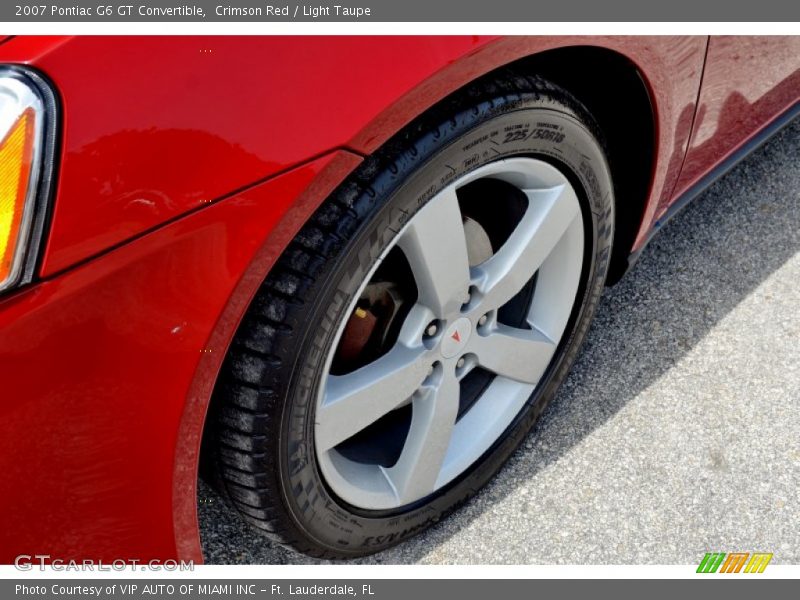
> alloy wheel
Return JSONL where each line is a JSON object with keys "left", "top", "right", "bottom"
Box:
{"left": 315, "top": 157, "right": 585, "bottom": 510}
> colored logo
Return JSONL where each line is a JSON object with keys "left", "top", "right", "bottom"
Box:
{"left": 696, "top": 552, "right": 773, "bottom": 573}
{"left": 441, "top": 318, "right": 471, "bottom": 358}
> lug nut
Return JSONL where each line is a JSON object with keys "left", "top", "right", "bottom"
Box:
{"left": 456, "top": 357, "right": 466, "bottom": 369}
{"left": 425, "top": 322, "right": 438, "bottom": 337}
{"left": 478, "top": 314, "right": 488, "bottom": 327}
{"left": 461, "top": 288, "right": 476, "bottom": 312}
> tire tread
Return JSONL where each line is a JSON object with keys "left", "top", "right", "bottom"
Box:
{"left": 203, "top": 70, "right": 602, "bottom": 559}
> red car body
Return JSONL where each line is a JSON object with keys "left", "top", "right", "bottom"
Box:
{"left": 0, "top": 35, "right": 797, "bottom": 564}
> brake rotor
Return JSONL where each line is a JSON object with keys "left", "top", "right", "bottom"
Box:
{"left": 335, "top": 215, "right": 493, "bottom": 370}
{"left": 335, "top": 282, "right": 405, "bottom": 370}
{"left": 463, "top": 215, "right": 493, "bottom": 266}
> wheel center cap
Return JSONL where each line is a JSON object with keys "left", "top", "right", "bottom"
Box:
{"left": 441, "top": 317, "right": 472, "bottom": 359}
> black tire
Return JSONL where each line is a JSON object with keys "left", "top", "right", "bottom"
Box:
{"left": 202, "top": 72, "right": 614, "bottom": 558}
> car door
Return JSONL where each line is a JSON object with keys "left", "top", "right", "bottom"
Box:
{"left": 667, "top": 35, "right": 800, "bottom": 207}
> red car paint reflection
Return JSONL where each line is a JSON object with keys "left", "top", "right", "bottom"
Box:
{"left": 0, "top": 35, "right": 797, "bottom": 563}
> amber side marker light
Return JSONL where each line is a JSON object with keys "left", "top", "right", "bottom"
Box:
{"left": 0, "top": 75, "right": 45, "bottom": 293}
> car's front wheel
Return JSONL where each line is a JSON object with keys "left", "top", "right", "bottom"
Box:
{"left": 204, "top": 72, "right": 614, "bottom": 558}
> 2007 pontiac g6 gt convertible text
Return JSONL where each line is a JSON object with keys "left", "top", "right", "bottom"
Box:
{"left": 0, "top": 35, "right": 797, "bottom": 561}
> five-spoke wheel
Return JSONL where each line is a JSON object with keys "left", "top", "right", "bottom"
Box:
{"left": 317, "top": 158, "right": 585, "bottom": 509}
{"left": 206, "top": 73, "right": 614, "bottom": 557}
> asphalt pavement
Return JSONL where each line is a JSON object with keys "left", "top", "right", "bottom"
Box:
{"left": 198, "top": 118, "right": 800, "bottom": 564}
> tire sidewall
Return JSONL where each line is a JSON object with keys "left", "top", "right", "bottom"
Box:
{"left": 279, "top": 99, "right": 614, "bottom": 555}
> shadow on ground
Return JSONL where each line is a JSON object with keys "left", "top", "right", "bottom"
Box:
{"left": 199, "top": 118, "right": 800, "bottom": 564}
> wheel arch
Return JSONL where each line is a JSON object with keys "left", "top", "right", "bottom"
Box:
{"left": 510, "top": 47, "right": 657, "bottom": 284}
{"left": 349, "top": 44, "right": 658, "bottom": 285}
{"left": 182, "top": 39, "right": 666, "bottom": 559}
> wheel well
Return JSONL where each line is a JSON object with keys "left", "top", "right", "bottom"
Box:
{"left": 509, "top": 46, "right": 656, "bottom": 284}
